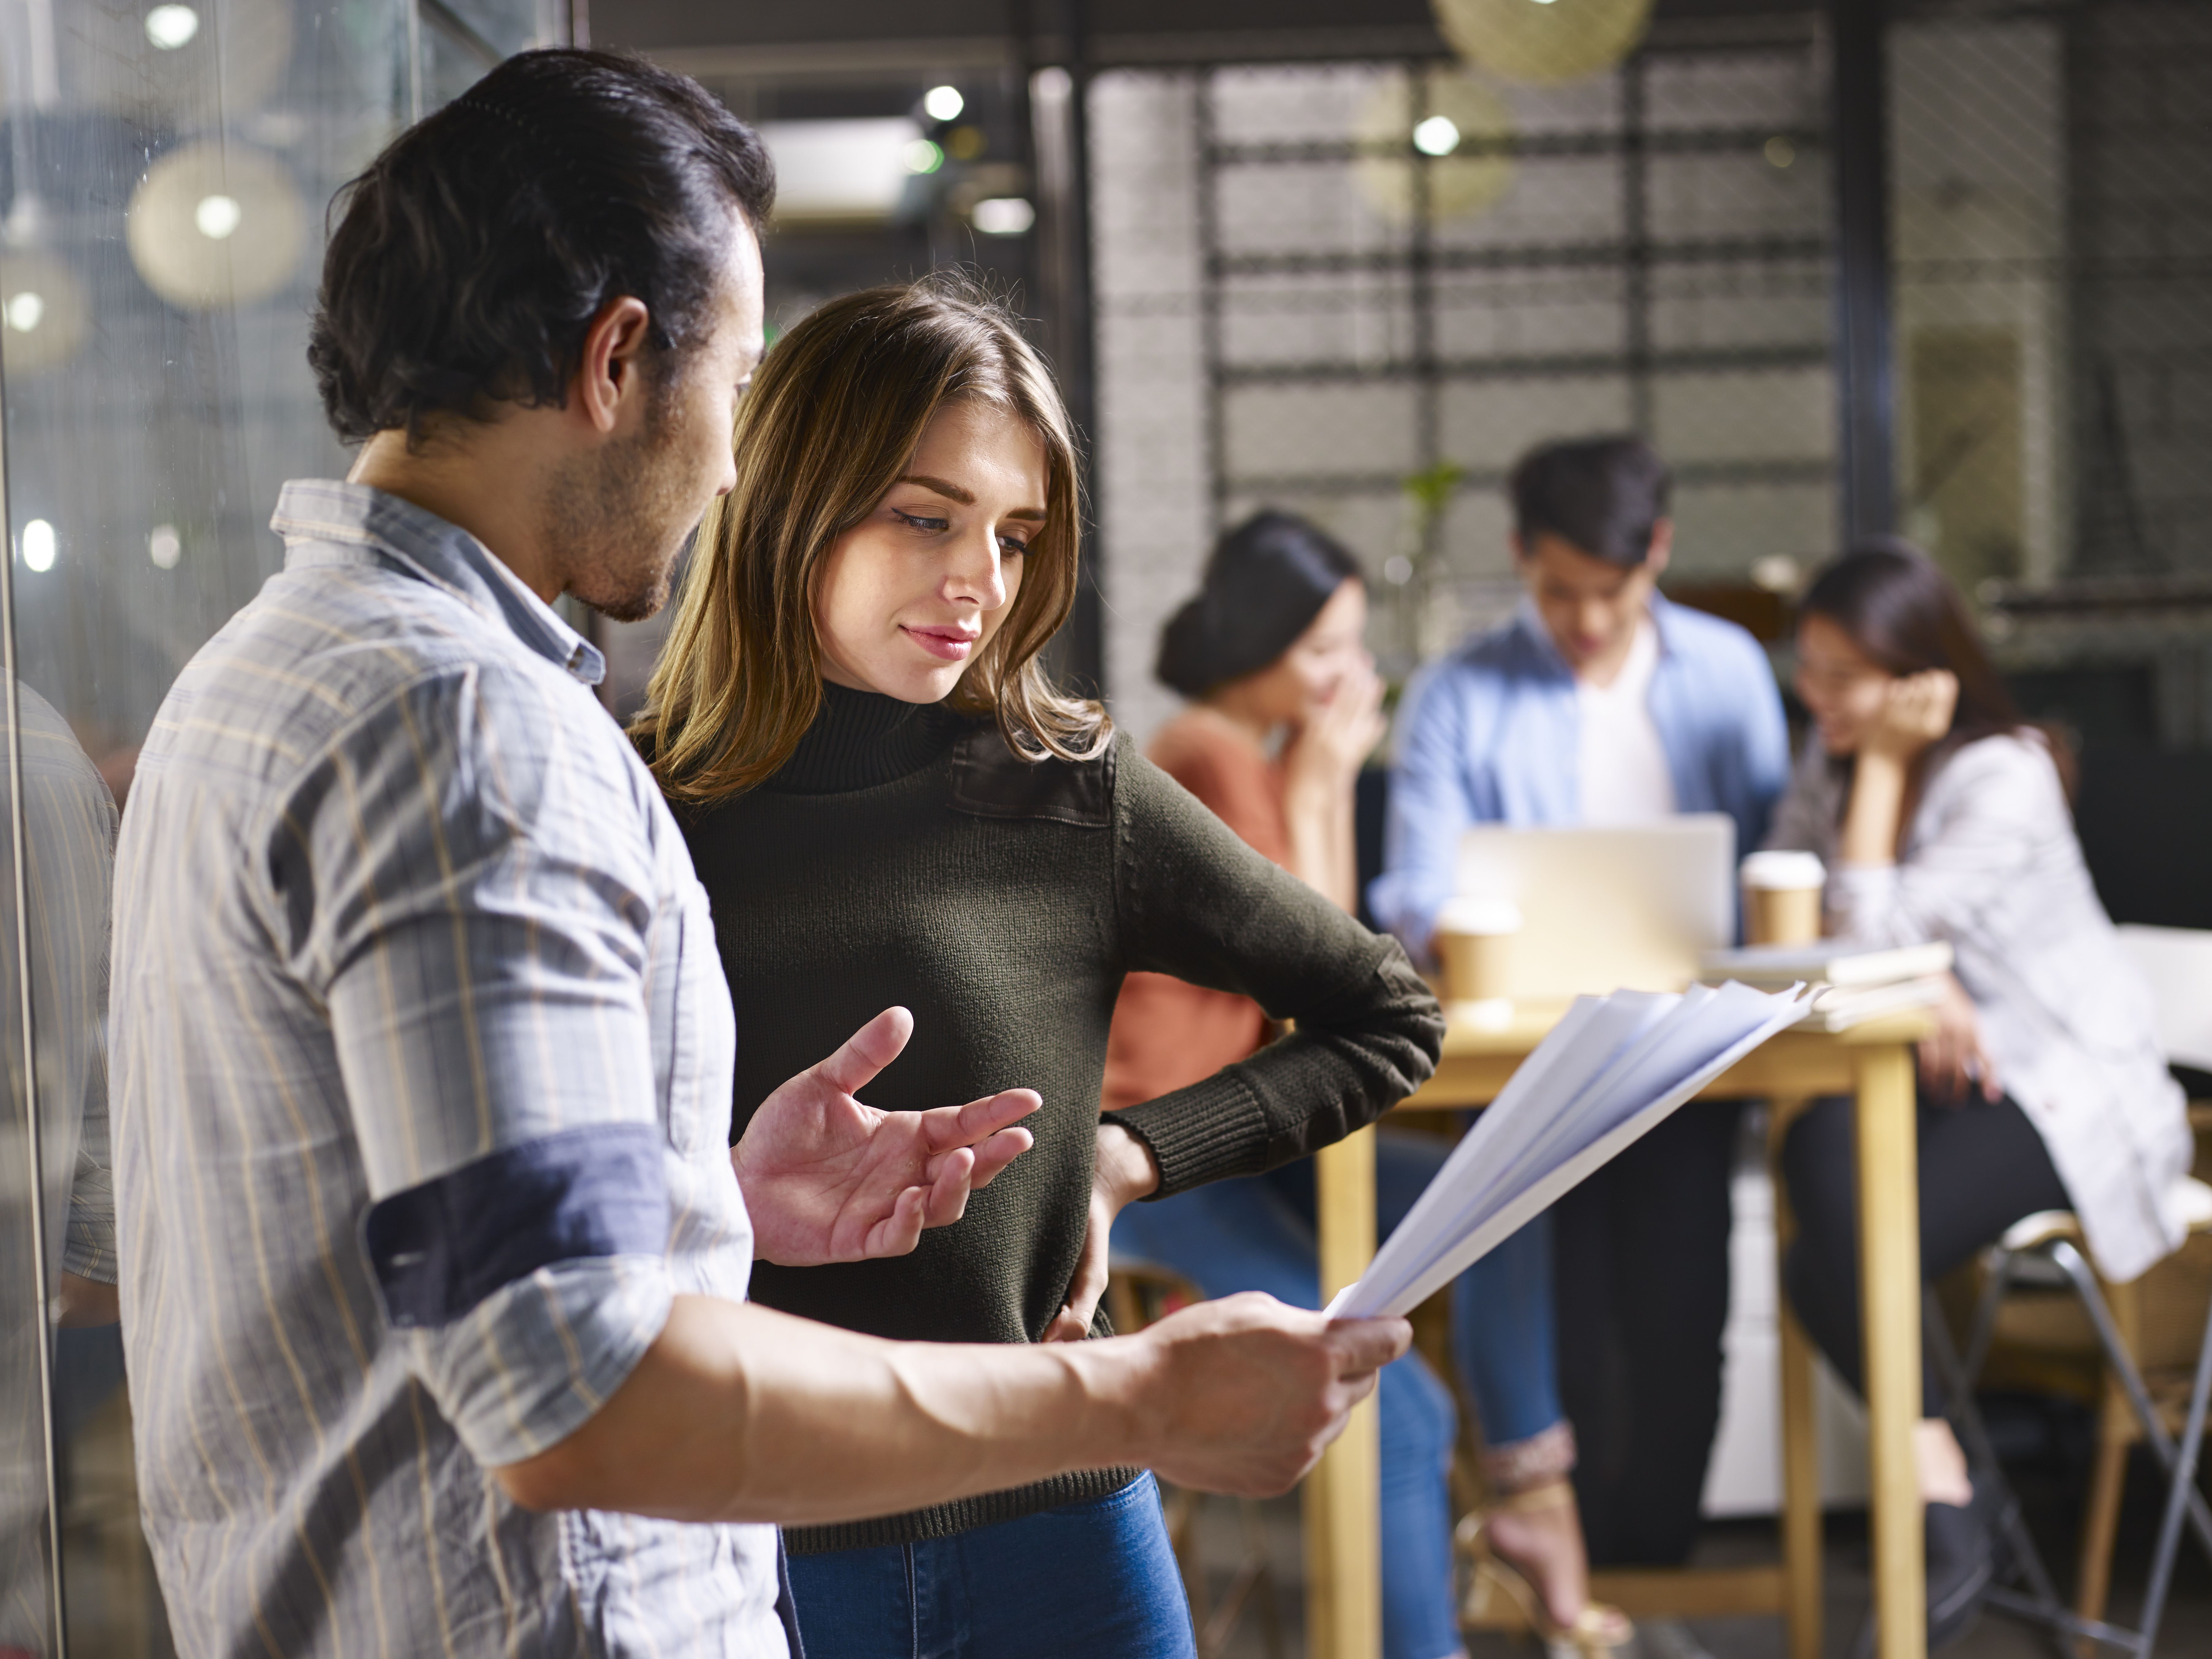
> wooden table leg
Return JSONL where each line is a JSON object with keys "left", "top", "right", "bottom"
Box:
{"left": 1306, "top": 1125, "right": 1380, "bottom": 1659}
{"left": 1770, "top": 1096, "right": 1824, "bottom": 1659}
{"left": 1855, "top": 1044, "right": 1924, "bottom": 1659}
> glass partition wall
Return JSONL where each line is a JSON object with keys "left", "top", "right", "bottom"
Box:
{"left": 0, "top": 4, "right": 562, "bottom": 1650}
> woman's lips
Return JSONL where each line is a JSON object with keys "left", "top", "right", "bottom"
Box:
{"left": 903, "top": 624, "right": 979, "bottom": 662}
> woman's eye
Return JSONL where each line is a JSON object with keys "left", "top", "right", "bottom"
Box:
{"left": 999, "top": 535, "right": 1030, "bottom": 556}
{"left": 892, "top": 509, "right": 949, "bottom": 532}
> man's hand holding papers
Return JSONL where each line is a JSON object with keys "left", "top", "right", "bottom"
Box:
{"left": 1329, "top": 981, "right": 1813, "bottom": 1320}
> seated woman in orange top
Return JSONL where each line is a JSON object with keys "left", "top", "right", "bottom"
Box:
{"left": 1105, "top": 512, "right": 1625, "bottom": 1659}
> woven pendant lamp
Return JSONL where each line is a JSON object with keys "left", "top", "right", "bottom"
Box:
{"left": 1432, "top": 0, "right": 1654, "bottom": 86}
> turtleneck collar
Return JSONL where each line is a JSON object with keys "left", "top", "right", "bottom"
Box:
{"left": 768, "top": 680, "right": 970, "bottom": 794}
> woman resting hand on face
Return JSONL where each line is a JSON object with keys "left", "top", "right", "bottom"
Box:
{"left": 1764, "top": 538, "right": 2191, "bottom": 1652}
{"left": 632, "top": 278, "right": 1443, "bottom": 1659}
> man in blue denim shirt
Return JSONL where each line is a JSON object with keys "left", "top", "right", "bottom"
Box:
{"left": 1373, "top": 437, "right": 1789, "bottom": 1569}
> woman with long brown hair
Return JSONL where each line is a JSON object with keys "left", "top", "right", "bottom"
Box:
{"left": 635, "top": 276, "right": 1444, "bottom": 1658}
{"left": 1768, "top": 538, "right": 2191, "bottom": 1650}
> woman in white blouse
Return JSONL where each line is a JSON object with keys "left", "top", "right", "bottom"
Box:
{"left": 1766, "top": 539, "right": 2191, "bottom": 1651}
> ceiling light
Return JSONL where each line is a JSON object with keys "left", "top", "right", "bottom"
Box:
{"left": 1432, "top": 0, "right": 1654, "bottom": 86}
{"left": 194, "top": 194, "right": 242, "bottom": 239}
{"left": 1358, "top": 71, "right": 1515, "bottom": 223}
{"left": 903, "top": 139, "right": 944, "bottom": 175}
{"left": 128, "top": 141, "right": 307, "bottom": 309}
{"left": 1413, "top": 116, "right": 1462, "bottom": 157}
{"left": 149, "top": 524, "right": 183, "bottom": 570}
{"left": 972, "top": 197, "right": 1035, "bottom": 236}
{"left": 144, "top": 4, "right": 200, "bottom": 48}
{"left": 21, "top": 520, "right": 55, "bottom": 573}
{"left": 924, "top": 85, "right": 964, "bottom": 123}
{"left": 0, "top": 253, "right": 90, "bottom": 372}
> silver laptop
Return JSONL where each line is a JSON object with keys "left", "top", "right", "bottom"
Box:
{"left": 1455, "top": 816, "right": 1736, "bottom": 998}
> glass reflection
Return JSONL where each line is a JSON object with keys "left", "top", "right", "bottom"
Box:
{"left": 0, "top": 2, "right": 566, "bottom": 1651}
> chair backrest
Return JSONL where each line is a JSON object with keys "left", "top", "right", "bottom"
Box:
{"left": 2116, "top": 924, "right": 2212, "bottom": 1072}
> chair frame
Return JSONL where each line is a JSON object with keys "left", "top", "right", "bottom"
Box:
{"left": 1927, "top": 1234, "right": 2212, "bottom": 1657}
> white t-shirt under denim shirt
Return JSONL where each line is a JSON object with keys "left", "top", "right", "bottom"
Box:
{"left": 1576, "top": 618, "right": 1677, "bottom": 825}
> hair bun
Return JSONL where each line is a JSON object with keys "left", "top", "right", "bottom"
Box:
{"left": 1153, "top": 512, "right": 1365, "bottom": 699}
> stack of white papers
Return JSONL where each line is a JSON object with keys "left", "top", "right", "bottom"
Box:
{"left": 1700, "top": 941, "right": 1953, "bottom": 1032}
{"left": 1329, "top": 982, "right": 1813, "bottom": 1321}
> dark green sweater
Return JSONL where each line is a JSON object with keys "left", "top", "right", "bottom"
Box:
{"left": 676, "top": 683, "right": 1444, "bottom": 1552}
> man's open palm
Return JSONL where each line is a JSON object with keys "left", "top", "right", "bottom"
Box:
{"left": 733, "top": 1007, "right": 1039, "bottom": 1266}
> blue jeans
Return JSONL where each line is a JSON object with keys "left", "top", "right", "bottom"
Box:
{"left": 786, "top": 1473, "right": 1195, "bottom": 1659}
{"left": 1114, "top": 1127, "right": 1563, "bottom": 1659}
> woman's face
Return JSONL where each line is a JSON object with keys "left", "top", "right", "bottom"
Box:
{"left": 815, "top": 399, "right": 1044, "bottom": 704}
{"left": 1224, "top": 578, "right": 1371, "bottom": 726}
{"left": 1794, "top": 612, "right": 1895, "bottom": 756}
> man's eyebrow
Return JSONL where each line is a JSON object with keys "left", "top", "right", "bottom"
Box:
{"left": 895, "top": 475, "right": 1049, "bottom": 523}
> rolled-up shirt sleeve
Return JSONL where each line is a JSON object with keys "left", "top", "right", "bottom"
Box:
{"left": 276, "top": 662, "right": 677, "bottom": 1469}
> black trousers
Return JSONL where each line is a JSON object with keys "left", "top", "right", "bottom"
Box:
{"left": 1780, "top": 1090, "right": 2069, "bottom": 1417}
{"left": 1556, "top": 1100, "right": 1745, "bottom": 1566}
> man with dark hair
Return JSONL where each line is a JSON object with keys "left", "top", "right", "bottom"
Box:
{"left": 1371, "top": 433, "right": 1789, "bottom": 1570}
{"left": 109, "top": 50, "right": 1406, "bottom": 1658}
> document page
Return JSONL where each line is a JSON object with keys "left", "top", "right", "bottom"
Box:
{"left": 1329, "top": 982, "right": 1812, "bottom": 1320}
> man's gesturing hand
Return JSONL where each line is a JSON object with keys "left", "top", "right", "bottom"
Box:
{"left": 1129, "top": 1294, "right": 1412, "bottom": 1496}
{"left": 734, "top": 1007, "right": 1039, "bottom": 1267}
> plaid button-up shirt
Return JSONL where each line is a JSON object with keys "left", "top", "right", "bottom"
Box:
{"left": 111, "top": 480, "right": 785, "bottom": 1657}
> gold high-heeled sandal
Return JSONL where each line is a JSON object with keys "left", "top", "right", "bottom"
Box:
{"left": 1455, "top": 1482, "right": 1632, "bottom": 1657}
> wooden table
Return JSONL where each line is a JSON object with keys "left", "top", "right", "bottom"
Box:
{"left": 1303, "top": 998, "right": 1936, "bottom": 1659}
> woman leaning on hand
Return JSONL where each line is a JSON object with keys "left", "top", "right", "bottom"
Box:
{"left": 632, "top": 277, "right": 1443, "bottom": 1659}
{"left": 1767, "top": 538, "right": 2192, "bottom": 1652}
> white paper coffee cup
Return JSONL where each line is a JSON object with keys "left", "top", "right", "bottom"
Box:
{"left": 1739, "top": 851, "right": 1825, "bottom": 945}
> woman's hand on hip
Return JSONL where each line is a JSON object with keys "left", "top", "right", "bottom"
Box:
{"left": 1044, "top": 1122, "right": 1162, "bottom": 1343}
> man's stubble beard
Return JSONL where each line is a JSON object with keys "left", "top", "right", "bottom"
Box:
{"left": 544, "top": 397, "right": 705, "bottom": 624}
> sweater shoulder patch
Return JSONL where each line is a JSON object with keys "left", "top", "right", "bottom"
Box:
{"left": 947, "top": 726, "right": 1114, "bottom": 828}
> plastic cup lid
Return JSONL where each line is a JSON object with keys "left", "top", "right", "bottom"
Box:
{"left": 1437, "top": 896, "right": 1524, "bottom": 936}
{"left": 1739, "top": 850, "right": 1826, "bottom": 891}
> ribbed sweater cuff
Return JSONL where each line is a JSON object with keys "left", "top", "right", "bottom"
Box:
{"left": 1105, "top": 1071, "right": 1272, "bottom": 1200}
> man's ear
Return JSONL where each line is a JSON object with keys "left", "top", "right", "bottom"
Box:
{"left": 1642, "top": 517, "right": 1673, "bottom": 579}
{"left": 573, "top": 296, "right": 655, "bottom": 436}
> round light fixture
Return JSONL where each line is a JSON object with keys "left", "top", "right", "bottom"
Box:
{"left": 1357, "top": 71, "right": 1515, "bottom": 224}
{"left": 1413, "top": 115, "right": 1462, "bottom": 157}
{"left": 69, "top": 0, "right": 292, "bottom": 120}
{"left": 20, "top": 520, "right": 56, "bottom": 573}
{"left": 1431, "top": 0, "right": 1654, "bottom": 86}
{"left": 923, "top": 85, "right": 964, "bottom": 123}
{"left": 144, "top": 4, "right": 201, "bottom": 48}
{"left": 903, "top": 138, "right": 944, "bottom": 175}
{"left": 128, "top": 141, "right": 307, "bottom": 310}
{"left": 971, "top": 197, "right": 1035, "bottom": 236}
{"left": 193, "top": 193, "right": 242, "bottom": 238}
{"left": 0, "top": 252, "right": 90, "bottom": 373}
{"left": 149, "top": 524, "right": 183, "bottom": 570}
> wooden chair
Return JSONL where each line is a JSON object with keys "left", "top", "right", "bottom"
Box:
{"left": 1106, "top": 1260, "right": 1288, "bottom": 1659}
